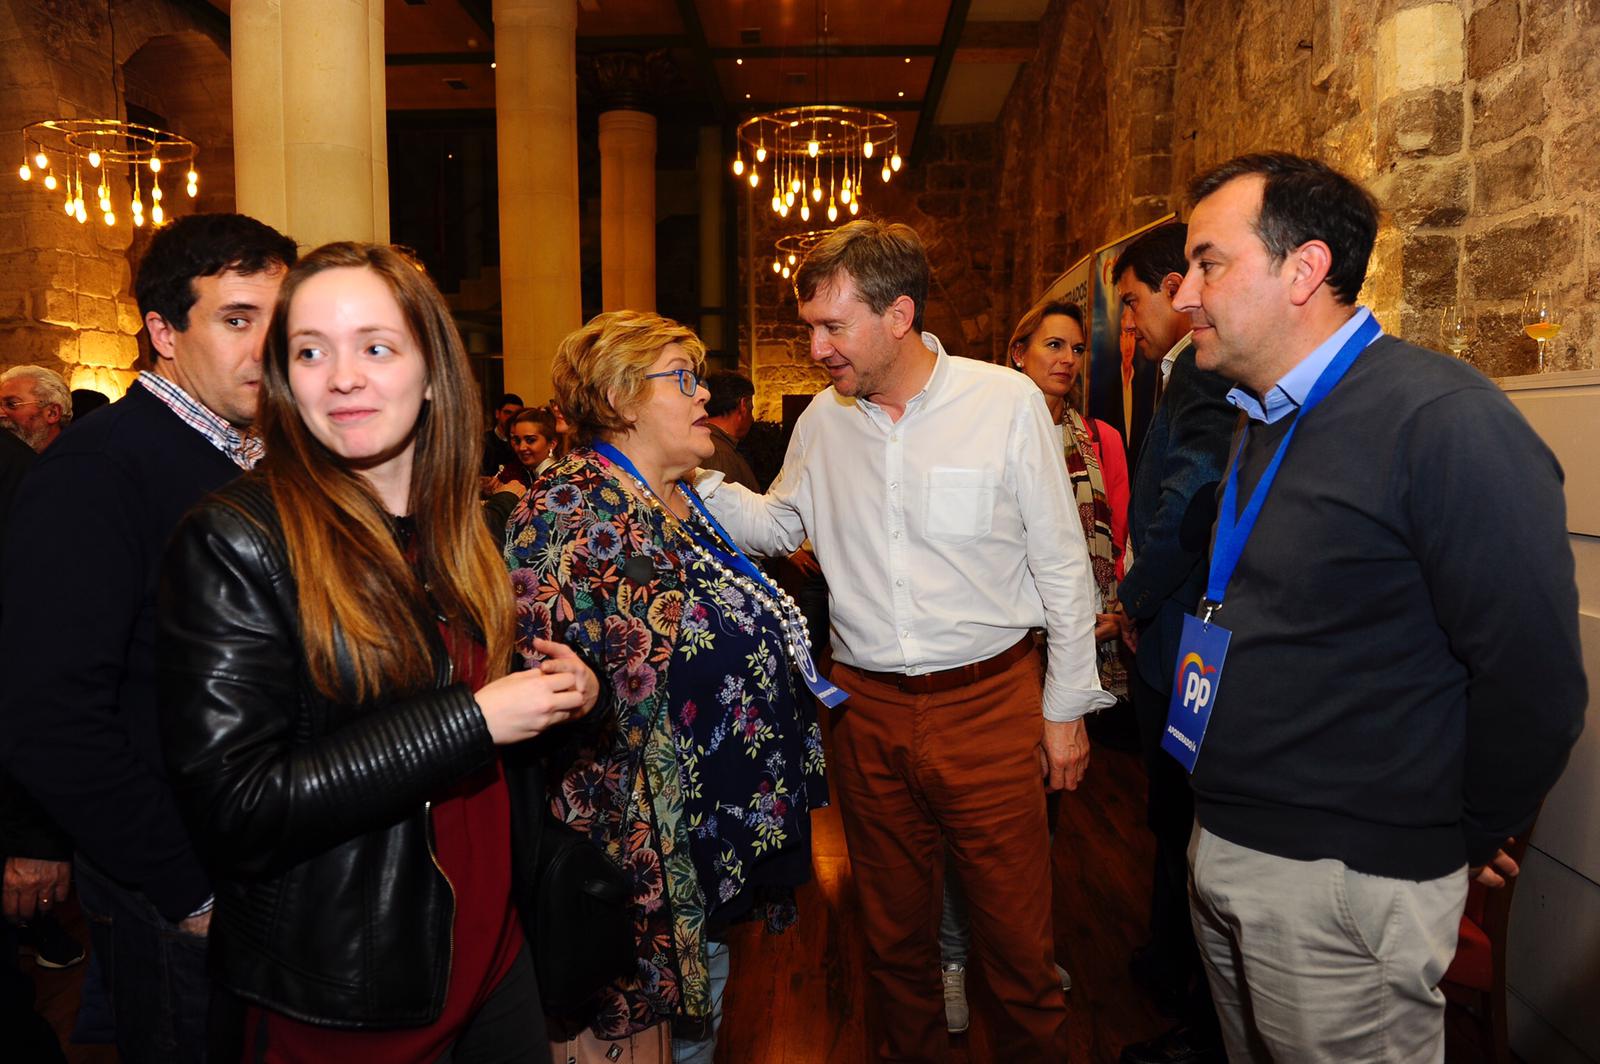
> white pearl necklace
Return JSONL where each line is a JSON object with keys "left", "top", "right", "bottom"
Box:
{"left": 620, "top": 472, "right": 816, "bottom": 673}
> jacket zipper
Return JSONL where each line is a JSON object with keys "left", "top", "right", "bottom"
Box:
{"left": 423, "top": 800, "right": 456, "bottom": 1002}
{"left": 424, "top": 631, "right": 456, "bottom": 1003}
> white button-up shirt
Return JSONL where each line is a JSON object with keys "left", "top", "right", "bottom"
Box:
{"left": 702, "top": 333, "right": 1113, "bottom": 723}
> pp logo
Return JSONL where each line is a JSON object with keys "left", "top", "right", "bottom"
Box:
{"left": 1177, "top": 652, "right": 1217, "bottom": 713}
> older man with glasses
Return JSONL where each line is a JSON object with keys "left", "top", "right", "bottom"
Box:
{"left": 0, "top": 366, "right": 72, "bottom": 453}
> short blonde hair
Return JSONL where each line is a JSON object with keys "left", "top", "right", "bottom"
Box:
{"left": 552, "top": 310, "right": 707, "bottom": 441}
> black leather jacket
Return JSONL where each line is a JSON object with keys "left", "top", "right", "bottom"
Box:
{"left": 156, "top": 477, "right": 545, "bottom": 1028}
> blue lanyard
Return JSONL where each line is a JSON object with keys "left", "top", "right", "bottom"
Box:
{"left": 590, "top": 441, "right": 778, "bottom": 596}
{"left": 1205, "top": 315, "right": 1381, "bottom": 607}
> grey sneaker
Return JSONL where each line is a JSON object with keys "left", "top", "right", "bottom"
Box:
{"left": 1056, "top": 962, "right": 1072, "bottom": 992}
{"left": 942, "top": 963, "right": 969, "bottom": 1033}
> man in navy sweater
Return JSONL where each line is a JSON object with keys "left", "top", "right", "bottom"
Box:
{"left": 1170, "top": 153, "right": 1585, "bottom": 1061}
{"left": 0, "top": 214, "right": 296, "bottom": 1062}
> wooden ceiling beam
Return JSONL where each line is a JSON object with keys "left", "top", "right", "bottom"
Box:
{"left": 709, "top": 44, "right": 940, "bottom": 60}
{"left": 673, "top": 0, "right": 727, "bottom": 122}
{"left": 954, "top": 21, "right": 1039, "bottom": 64}
{"left": 735, "top": 99, "right": 922, "bottom": 114}
{"left": 577, "top": 34, "right": 691, "bottom": 52}
{"left": 913, "top": 0, "right": 972, "bottom": 166}
{"left": 388, "top": 52, "right": 495, "bottom": 66}
{"left": 456, "top": 0, "right": 495, "bottom": 43}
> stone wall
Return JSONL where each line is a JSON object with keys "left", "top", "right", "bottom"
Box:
{"left": 0, "top": 0, "right": 231, "bottom": 397}
{"left": 993, "top": 0, "right": 1599, "bottom": 377}
{"left": 734, "top": 125, "right": 1001, "bottom": 422}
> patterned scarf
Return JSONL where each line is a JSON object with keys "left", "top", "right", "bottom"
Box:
{"left": 1062, "top": 409, "right": 1126, "bottom": 697}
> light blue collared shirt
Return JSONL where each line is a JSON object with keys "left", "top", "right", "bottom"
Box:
{"left": 1226, "top": 306, "right": 1382, "bottom": 424}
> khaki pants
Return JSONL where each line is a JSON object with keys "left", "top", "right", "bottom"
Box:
{"left": 1188, "top": 825, "right": 1467, "bottom": 1063}
{"left": 831, "top": 654, "right": 1068, "bottom": 1062}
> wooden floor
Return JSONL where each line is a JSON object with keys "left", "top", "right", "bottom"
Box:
{"left": 23, "top": 720, "right": 1505, "bottom": 1063}
{"left": 714, "top": 738, "right": 1169, "bottom": 1063}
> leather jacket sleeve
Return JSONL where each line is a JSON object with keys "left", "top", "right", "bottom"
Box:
{"left": 158, "top": 497, "right": 497, "bottom": 881}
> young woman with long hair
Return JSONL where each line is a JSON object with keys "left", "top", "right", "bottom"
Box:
{"left": 158, "top": 242, "right": 597, "bottom": 1062}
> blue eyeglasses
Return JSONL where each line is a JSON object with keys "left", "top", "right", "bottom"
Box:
{"left": 643, "top": 368, "right": 701, "bottom": 396}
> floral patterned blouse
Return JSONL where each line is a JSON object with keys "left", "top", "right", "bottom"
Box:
{"left": 504, "top": 449, "right": 826, "bottom": 1039}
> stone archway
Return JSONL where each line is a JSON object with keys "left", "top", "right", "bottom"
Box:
{"left": 123, "top": 30, "right": 236, "bottom": 219}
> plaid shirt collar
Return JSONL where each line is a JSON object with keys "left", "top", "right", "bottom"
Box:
{"left": 136, "top": 371, "right": 264, "bottom": 470}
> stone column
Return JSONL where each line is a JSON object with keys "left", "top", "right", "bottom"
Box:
{"left": 696, "top": 126, "right": 726, "bottom": 354}
{"left": 598, "top": 110, "right": 657, "bottom": 312}
{"left": 494, "top": 0, "right": 582, "bottom": 403}
{"left": 232, "top": 0, "right": 389, "bottom": 247}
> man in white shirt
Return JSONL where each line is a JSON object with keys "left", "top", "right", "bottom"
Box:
{"left": 703, "top": 220, "right": 1110, "bottom": 1059}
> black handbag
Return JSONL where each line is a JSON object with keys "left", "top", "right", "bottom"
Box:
{"left": 531, "top": 815, "right": 634, "bottom": 1017}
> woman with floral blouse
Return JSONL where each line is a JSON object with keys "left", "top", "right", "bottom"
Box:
{"left": 504, "top": 310, "right": 827, "bottom": 1064}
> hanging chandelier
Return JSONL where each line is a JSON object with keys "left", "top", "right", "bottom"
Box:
{"left": 729, "top": 0, "right": 904, "bottom": 224}
{"left": 734, "top": 105, "right": 901, "bottom": 224}
{"left": 17, "top": 119, "right": 198, "bottom": 229}
{"left": 769, "top": 228, "right": 834, "bottom": 281}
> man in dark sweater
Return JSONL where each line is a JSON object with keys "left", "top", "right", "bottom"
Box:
{"left": 0, "top": 213, "right": 296, "bottom": 1063}
{"left": 1168, "top": 153, "right": 1585, "bottom": 1061}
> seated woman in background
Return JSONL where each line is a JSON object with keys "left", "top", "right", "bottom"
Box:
{"left": 158, "top": 242, "right": 597, "bottom": 1062}
{"left": 484, "top": 405, "right": 562, "bottom": 533}
{"left": 505, "top": 310, "right": 827, "bottom": 1064}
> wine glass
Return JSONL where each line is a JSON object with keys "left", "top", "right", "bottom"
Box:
{"left": 1439, "top": 305, "right": 1473, "bottom": 358}
{"left": 1522, "top": 289, "right": 1563, "bottom": 371}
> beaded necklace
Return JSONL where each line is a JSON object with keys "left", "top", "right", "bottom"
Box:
{"left": 616, "top": 466, "right": 817, "bottom": 675}
{"left": 590, "top": 442, "right": 847, "bottom": 706}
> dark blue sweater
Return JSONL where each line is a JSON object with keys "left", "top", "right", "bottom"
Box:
{"left": 0, "top": 380, "right": 242, "bottom": 920}
{"left": 1192, "top": 336, "right": 1585, "bottom": 880}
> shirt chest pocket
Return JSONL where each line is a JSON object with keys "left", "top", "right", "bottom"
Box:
{"left": 923, "top": 467, "right": 996, "bottom": 544}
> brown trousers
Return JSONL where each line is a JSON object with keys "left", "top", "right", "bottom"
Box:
{"left": 831, "top": 653, "right": 1069, "bottom": 1062}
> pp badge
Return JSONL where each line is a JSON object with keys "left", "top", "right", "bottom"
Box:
{"left": 1161, "top": 613, "right": 1231, "bottom": 773}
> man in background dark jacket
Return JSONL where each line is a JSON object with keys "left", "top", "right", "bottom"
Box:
{"left": 0, "top": 213, "right": 295, "bottom": 1063}
{"left": 702, "top": 370, "right": 759, "bottom": 490}
{"left": 0, "top": 425, "right": 69, "bottom": 1061}
{"left": 1112, "top": 222, "right": 1236, "bottom": 1064}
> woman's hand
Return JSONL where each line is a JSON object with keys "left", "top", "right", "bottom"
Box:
{"left": 1094, "top": 612, "right": 1121, "bottom": 642}
{"left": 475, "top": 647, "right": 595, "bottom": 744}
{"left": 530, "top": 638, "right": 600, "bottom": 715}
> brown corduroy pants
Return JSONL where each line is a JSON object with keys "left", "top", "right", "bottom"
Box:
{"left": 831, "top": 653, "right": 1069, "bottom": 1062}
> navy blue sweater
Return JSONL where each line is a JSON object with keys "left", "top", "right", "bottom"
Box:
{"left": 0, "top": 380, "right": 241, "bottom": 920}
{"left": 1192, "top": 337, "right": 1585, "bottom": 880}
